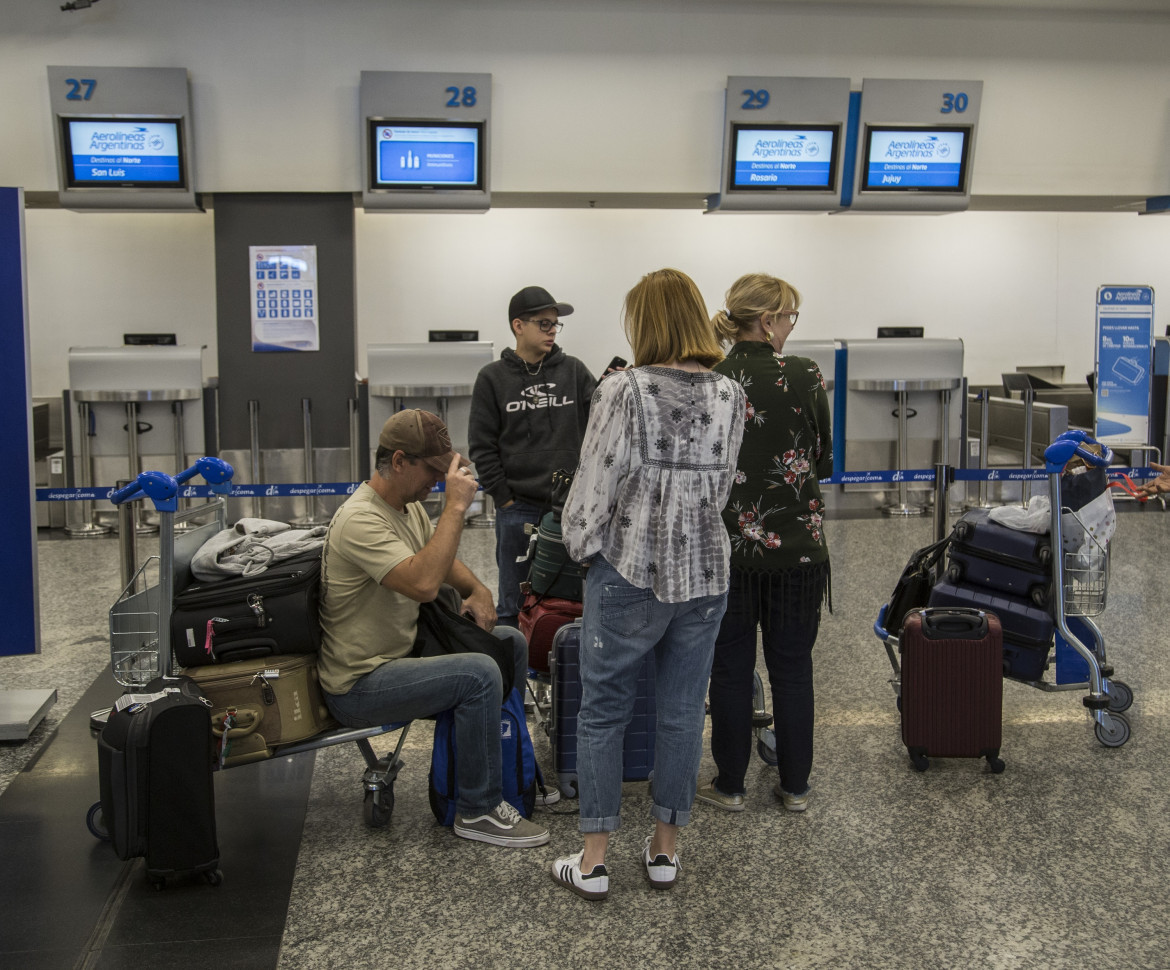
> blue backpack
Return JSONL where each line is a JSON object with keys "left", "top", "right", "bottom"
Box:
{"left": 428, "top": 687, "right": 539, "bottom": 825}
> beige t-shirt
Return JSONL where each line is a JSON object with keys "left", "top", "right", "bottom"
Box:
{"left": 316, "top": 482, "right": 434, "bottom": 695}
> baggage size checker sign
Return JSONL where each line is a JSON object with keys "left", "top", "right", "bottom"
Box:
{"left": 1095, "top": 285, "right": 1154, "bottom": 447}
{"left": 250, "top": 245, "right": 320, "bottom": 352}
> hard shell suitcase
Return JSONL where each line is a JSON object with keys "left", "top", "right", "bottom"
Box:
{"left": 187, "top": 654, "right": 337, "bottom": 767}
{"left": 899, "top": 607, "right": 1005, "bottom": 772}
{"left": 96, "top": 677, "right": 221, "bottom": 887}
{"left": 548, "top": 620, "right": 656, "bottom": 798}
{"left": 927, "top": 580, "right": 1053, "bottom": 679}
{"left": 170, "top": 552, "right": 322, "bottom": 667}
{"left": 518, "top": 592, "right": 583, "bottom": 674}
{"left": 946, "top": 508, "right": 1053, "bottom": 607}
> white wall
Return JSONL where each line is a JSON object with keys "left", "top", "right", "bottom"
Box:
{"left": 7, "top": 0, "right": 1170, "bottom": 397}
{"left": 4, "top": 0, "right": 1170, "bottom": 195}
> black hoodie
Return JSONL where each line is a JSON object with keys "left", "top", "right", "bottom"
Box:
{"left": 469, "top": 344, "right": 597, "bottom": 507}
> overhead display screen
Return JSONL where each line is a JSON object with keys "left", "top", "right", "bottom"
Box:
{"left": 61, "top": 118, "right": 185, "bottom": 187}
{"left": 369, "top": 121, "right": 484, "bottom": 189}
{"left": 862, "top": 126, "right": 971, "bottom": 192}
{"left": 729, "top": 124, "right": 839, "bottom": 191}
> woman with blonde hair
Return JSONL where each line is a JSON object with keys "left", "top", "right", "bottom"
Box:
{"left": 551, "top": 268, "right": 745, "bottom": 900}
{"left": 698, "top": 272, "right": 832, "bottom": 814}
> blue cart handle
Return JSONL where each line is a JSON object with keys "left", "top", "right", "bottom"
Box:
{"left": 176, "top": 456, "right": 235, "bottom": 494}
{"left": 110, "top": 470, "right": 179, "bottom": 510}
{"left": 1044, "top": 429, "right": 1113, "bottom": 473}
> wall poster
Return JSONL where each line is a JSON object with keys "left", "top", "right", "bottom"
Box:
{"left": 250, "top": 245, "right": 320, "bottom": 352}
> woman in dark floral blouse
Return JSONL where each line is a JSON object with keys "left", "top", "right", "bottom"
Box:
{"left": 699, "top": 272, "right": 833, "bottom": 815}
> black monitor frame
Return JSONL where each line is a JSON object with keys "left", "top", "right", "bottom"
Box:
{"left": 60, "top": 115, "right": 187, "bottom": 190}
{"left": 726, "top": 122, "right": 841, "bottom": 194}
{"left": 860, "top": 124, "right": 972, "bottom": 194}
{"left": 367, "top": 118, "right": 486, "bottom": 192}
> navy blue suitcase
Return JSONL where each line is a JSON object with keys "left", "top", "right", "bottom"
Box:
{"left": 548, "top": 620, "right": 656, "bottom": 799}
{"left": 926, "top": 580, "right": 1053, "bottom": 680}
{"left": 946, "top": 508, "right": 1053, "bottom": 608}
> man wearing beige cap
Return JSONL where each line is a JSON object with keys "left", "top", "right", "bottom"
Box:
{"left": 317, "top": 409, "right": 549, "bottom": 848}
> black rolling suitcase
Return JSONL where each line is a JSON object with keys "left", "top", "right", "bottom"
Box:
{"left": 927, "top": 580, "right": 1054, "bottom": 680}
{"left": 96, "top": 677, "right": 221, "bottom": 887}
{"left": 548, "top": 620, "right": 656, "bottom": 799}
{"left": 900, "top": 607, "right": 1005, "bottom": 773}
{"left": 946, "top": 508, "right": 1053, "bottom": 608}
{"left": 170, "top": 552, "right": 322, "bottom": 667}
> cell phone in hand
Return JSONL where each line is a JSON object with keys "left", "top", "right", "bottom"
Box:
{"left": 606, "top": 355, "right": 628, "bottom": 373}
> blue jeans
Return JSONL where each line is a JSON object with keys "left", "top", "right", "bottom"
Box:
{"left": 324, "top": 626, "right": 528, "bottom": 816}
{"left": 576, "top": 556, "right": 727, "bottom": 833}
{"left": 708, "top": 568, "right": 825, "bottom": 797}
{"left": 494, "top": 500, "right": 543, "bottom": 628}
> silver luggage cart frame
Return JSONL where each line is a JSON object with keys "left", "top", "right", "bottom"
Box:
{"left": 874, "top": 430, "right": 1133, "bottom": 749}
{"left": 97, "top": 459, "right": 406, "bottom": 831}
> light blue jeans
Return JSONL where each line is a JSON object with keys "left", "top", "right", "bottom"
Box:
{"left": 576, "top": 556, "right": 728, "bottom": 833}
{"left": 324, "top": 625, "right": 528, "bottom": 817}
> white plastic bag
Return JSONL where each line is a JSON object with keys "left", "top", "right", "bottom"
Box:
{"left": 1061, "top": 488, "right": 1116, "bottom": 557}
{"left": 988, "top": 495, "right": 1051, "bottom": 534}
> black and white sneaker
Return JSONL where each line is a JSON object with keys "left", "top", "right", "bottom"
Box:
{"left": 454, "top": 801, "right": 549, "bottom": 847}
{"left": 551, "top": 851, "right": 609, "bottom": 900}
{"left": 642, "top": 835, "right": 680, "bottom": 890}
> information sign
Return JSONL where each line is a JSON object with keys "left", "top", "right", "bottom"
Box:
{"left": 250, "top": 245, "right": 320, "bottom": 353}
{"left": 1095, "top": 285, "right": 1154, "bottom": 446}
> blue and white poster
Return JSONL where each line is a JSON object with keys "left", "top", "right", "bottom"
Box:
{"left": 249, "top": 245, "right": 320, "bottom": 353}
{"left": 1095, "top": 285, "right": 1154, "bottom": 446}
{"left": 866, "top": 129, "right": 966, "bottom": 189}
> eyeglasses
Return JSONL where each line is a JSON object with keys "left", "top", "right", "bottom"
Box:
{"left": 528, "top": 318, "right": 563, "bottom": 333}
{"left": 778, "top": 310, "right": 799, "bottom": 327}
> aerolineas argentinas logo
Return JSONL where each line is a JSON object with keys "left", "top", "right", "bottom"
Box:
{"left": 87, "top": 126, "right": 156, "bottom": 153}
{"left": 884, "top": 136, "right": 946, "bottom": 161}
{"left": 506, "top": 383, "right": 574, "bottom": 412}
{"left": 752, "top": 135, "right": 818, "bottom": 159}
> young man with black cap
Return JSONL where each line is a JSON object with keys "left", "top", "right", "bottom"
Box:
{"left": 469, "top": 286, "right": 597, "bottom": 629}
{"left": 318, "top": 409, "right": 549, "bottom": 848}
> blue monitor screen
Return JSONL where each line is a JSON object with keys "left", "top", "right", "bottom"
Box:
{"left": 728, "top": 124, "right": 839, "bottom": 191}
{"left": 62, "top": 118, "right": 185, "bottom": 188}
{"left": 369, "top": 120, "right": 485, "bottom": 190}
{"left": 862, "top": 126, "right": 971, "bottom": 192}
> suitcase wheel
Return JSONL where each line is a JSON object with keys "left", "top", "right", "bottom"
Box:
{"left": 908, "top": 749, "right": 930, "bottom": 772}
{"left": 1030, "top": 586, "right": 1049, "bottom": 608}
{"left": 1038, "top": 545, "right": 1052, "bottom": 567}
{"left": 205, "top": 868, "right": 224, "bottom": 887}
{"left": 363, "top": 783, "right": 396, "bottom": 828}
{"left": 954, "top": 521, "right": 972, "bottom": 542}
{"left": 756, "top": 735, "right": 778, "bottom": 767}
{"left": 986, "top": 754, "right": 1006, "bottom": 774}
{"left": 946, "top": 563, "right": 963, "bottom": 584}
{"left": 86, "top": 801, "right": 109, "bottom": 841}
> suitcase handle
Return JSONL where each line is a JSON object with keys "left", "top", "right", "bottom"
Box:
{"left": 211, "top": 707, "right": 262, "bottom": 738}
{"left": 919, "top": 608, "right": 989, "bottom": 641}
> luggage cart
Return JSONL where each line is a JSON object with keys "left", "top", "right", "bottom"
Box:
{"left": 90, "top": 459, "right": 407, "bottom": 841}
{"left": 874, "top": 430, "right": 1133, "bottom": 749}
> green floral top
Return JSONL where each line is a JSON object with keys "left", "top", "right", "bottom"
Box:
{"left": 714, "top": 341, "right": 833, "bottom": 573}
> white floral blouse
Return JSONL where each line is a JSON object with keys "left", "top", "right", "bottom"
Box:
{"left": 562, "top": 365, "right": 746, "bottom": 603}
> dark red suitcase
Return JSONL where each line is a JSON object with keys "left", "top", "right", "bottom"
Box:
{"left": 518, "top": 592, "right": 582, "bottom": 674}
{"left": 900, "top": 607, "right": 1005, "bottom": 773}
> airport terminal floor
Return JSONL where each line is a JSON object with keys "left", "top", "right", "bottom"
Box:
{"left": 3, "top": 507, "right": 1170, "bottom": 970}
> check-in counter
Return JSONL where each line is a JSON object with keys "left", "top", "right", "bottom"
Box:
{"left": 67, "top": 346, "right": 206, "bottom": 532}
{"left": 841, "top": 338, "right": 964, "bottom": 512}
{"left": 366, "top": 342, "right": 494, "bottom": 470}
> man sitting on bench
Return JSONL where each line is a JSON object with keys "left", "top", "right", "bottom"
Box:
{"left": 317, "top": 409, "right": 549, "bottom": 848}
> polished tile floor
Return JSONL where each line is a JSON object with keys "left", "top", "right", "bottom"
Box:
{"left": 3, "top": 506, "right": 1169, "bottom": 969}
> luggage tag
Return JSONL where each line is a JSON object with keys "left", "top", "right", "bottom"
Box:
{"left": 250, "top": 669, "right": 280, "bottom": 705}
